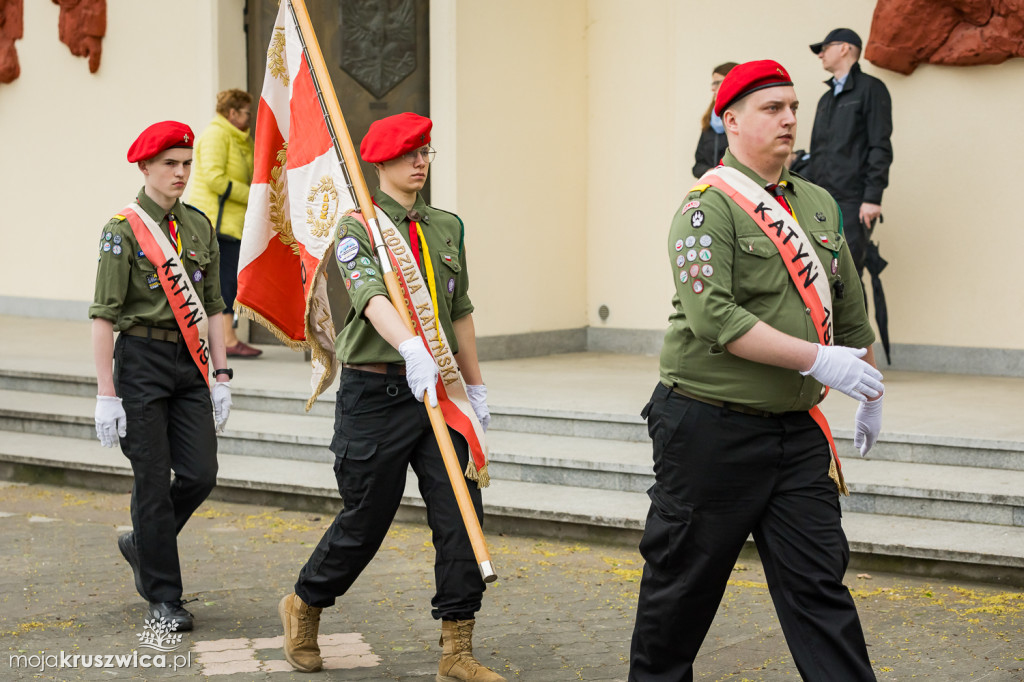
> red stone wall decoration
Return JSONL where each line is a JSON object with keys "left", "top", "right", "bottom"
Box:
{"left": 53, "top": 0, "right": 105, "bottom": 73}
{"left": 0, "top": 0, "right": 24, "bottom": 83}
{"left": 866, "top": 0, "right": 1024, "bottom": 74}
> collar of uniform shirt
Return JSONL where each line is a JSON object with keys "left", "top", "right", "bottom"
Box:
{"left": 136, "top": 187, "right": 184, "bottom": 226}
{"left": 373, "top": 187, "right": 431, "bottom": 226}
{"left": 722, "top": 149, "right": 800, "bottom": 197}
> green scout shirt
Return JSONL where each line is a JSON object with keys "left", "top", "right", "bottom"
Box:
{"left": 333, "top": 189, "right": 473, "bottom": 365}
{"left": 89, "top": 188, "right": 226, "bottom": 331}
{"left": 660, "top": 150, "right": 875, "bottom": 413}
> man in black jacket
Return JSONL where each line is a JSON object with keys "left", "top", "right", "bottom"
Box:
{"left": 807, "top": 28, "right": 893, "bottom": 278}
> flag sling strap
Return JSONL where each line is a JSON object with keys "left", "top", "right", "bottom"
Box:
{"left": 702, "top": 168, "right": 849, "bottom": 495}
{"left": 122, "top": 206, "right": 211, "bottom": 386}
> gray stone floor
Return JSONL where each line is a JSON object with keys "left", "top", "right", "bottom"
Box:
{"left": 1, "top": 482, "right": 1022, "bottom": 681}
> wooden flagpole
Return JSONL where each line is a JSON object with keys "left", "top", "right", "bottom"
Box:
{"left": 287, "top": 0, "right": 496, "bottom": 583}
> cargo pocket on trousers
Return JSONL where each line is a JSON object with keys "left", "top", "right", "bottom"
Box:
{"left": 335, "top": 439, "right": 378, "bottom": 510}
{"left": 638, "top": 484, "right": 694, "bottom": 572}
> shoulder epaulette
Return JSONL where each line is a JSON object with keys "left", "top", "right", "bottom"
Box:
{"left": 427, "top": 206, "right": 465, "bottom": 253}
{"left": 111, "top": 213, "right": 126, "bottom": 222}
{"left": 688, "top": 183, "right": 711, "bottom": 195}
{"left": 183, "top": 202, "right": 214, "bottom": 229}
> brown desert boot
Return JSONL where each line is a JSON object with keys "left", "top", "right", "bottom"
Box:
{"left": 278, "top": 593, "right": 323, "bottom": 673}
{"left": 226, "top": 341, "right": 263, "bottom": 357}
{"left": 437, "top": 619, "right": 506, "bottom": 682}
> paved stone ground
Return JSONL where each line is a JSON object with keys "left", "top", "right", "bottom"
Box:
{"left": 1, "top": 482, "right": 1022, "bottom": 681}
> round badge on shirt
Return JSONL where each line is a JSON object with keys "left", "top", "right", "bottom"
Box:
{"left": 447, "top": 278, "right": 456, "bottom": 294}
{"left": 193, "top": 270, "right": 203, "bottom": 282}
{"left": 684, "top": 236, "right": 696, "bottom": 248}
{"left": 336, "top": 237, "right": 360, "bottom": 263}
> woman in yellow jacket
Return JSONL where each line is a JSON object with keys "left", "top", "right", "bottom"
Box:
{"left": 189, "top": 89, "right": 261, "bottom": 357}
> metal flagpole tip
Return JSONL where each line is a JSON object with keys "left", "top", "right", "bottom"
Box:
{"left": 479, "top": 561, "right": 497, "bottom": 583}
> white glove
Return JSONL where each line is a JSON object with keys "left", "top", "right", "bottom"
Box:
{"left": 95, "top": 395, "right": 127, "bottom": 448}
{"left": 212, "top": 381, "right": 232, "bottom": 433}
{"left": 465, "top": 384, "right": 490, "bottom": 432}
{"left": 801, "top": 344, "right": 884, "bottom": 402}
{"left": 398, "top": 337, "right": 438, "bottom": 407}
{"left": 854, "top": 396, "right": 884, "bottom": 456}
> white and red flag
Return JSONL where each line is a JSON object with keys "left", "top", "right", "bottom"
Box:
{"left": 236, "top": 0, "right": 353, "bottom": 406}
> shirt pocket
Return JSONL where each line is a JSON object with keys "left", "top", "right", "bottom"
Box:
{"left": 809, "top": 230, "right": 844, "bottom": 281}
{"left": 734, "top": 234, "right": 788, "bottom": 299}
{"left": 182, "top": 248, "right": 212, "bottom": 290}
{"left": 436, "top": 249, "right": 461, "bottom": 298}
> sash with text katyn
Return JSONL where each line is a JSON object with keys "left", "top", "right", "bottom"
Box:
{"left": 702, "top": 166, "right": 849, "bottom": 495}
{"left": 121, "top": 205, "right": 211, "bottom": 386}
{"left": 346, "top": 208, "right": 489, "bottom": 487}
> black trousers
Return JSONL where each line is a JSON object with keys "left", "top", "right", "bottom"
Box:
{"left": 628, "top": 384, "right": 874, "bottom": 682}
{"left": 295, "top": 369, "right": 486, "bottom": 620}
{"left": 115, "top": 333, "right": 218, "bottom": 603}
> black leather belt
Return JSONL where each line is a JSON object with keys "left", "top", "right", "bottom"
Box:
{"left": 122, "top": 326, "right": 181, "bottom": 343}
{"left": 342, "top": 362, "right": 406, "bottom": 375}
{"left": 671, "top": 386, "right": 784, "bottom": 418}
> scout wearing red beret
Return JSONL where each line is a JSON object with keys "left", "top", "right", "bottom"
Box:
{"left": 126, "top": 121, "right": 195, "bottom": 163}
{"left": 714, "top": 60, "right": 793, "bottom": 117}
{"left": 359, "top": 112, "right": 432, "bottom": 163}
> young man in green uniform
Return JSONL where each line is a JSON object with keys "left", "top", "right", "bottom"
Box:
{"left": 91, "top": 121, "right": 233, "bottom": 631}
{"left": 278, "top": 113, "right": 505, "bottom": 681}
{"left": 629, "top": 61, "right": 884, "bottom": 681}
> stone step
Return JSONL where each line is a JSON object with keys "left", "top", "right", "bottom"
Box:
{"left": 3, "top": 369, "right": 1024, "bottom": 473}
{"left": 2, "top": 431, "right": 1022, "bottom": 581}
{"left": 2, "top": 389, "right": 1024, "bottom": 529}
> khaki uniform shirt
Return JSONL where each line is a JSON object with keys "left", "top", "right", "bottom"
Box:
{"left": 333, "top": 189, "right": 473, "bottom": 365}
{"left": 89, "top": 188, "right": 226, "bottom": 330}
{"left": 660, "top": 150, "right": 875, "bottom": 413}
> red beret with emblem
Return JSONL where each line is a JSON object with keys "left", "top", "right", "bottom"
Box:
{"left": 714, "top": 60, "right": 793, "bottom": 117}
{"left": 359, "top": 112, "right": 432, "bottom": 163}
{"left": 127, "top": 121, "right": 195, "bottom": 163}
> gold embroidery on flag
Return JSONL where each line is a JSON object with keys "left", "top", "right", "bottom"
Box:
{"left": 269, "top": 144, "right": 300, "bottom": 256}
{"left": 306, "top": 176, "right": 339, "bottom": 238}
{"left": 267, "top": 27, "right": 289, "bottom": 86}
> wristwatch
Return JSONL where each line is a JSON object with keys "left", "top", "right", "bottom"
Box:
{"left": 214, "top": 368, "right": 233, "bottom": 380}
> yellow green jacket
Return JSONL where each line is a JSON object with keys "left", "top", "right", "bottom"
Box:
{"left": 188, "top": 115, "right": 254, "bottom": 240}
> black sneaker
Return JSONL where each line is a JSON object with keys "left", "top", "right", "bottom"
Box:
{"left": 148, "top": 600, "right": 194, "bottom": 632}
{"left": 117, "top": 532, "right": 145, "bottom": 600}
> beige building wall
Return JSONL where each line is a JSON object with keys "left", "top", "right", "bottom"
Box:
{"left": 446, "top": 0, "right": 589, "bottom": 338}
{"left": 3, "top": 0, "right": 1022, "bottom": 362}
{"left": 0, "top": 0, "right": 245, "bottom": 314}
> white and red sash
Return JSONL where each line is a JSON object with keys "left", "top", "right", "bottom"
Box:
{"left": 347, "top": 209, "right": 489, "bottom": 487}
{"left": 702, "top": 167, "right": 849, "bottom": 494}
{"left": 121, "top": 205, "right": 211, "bottom": 386}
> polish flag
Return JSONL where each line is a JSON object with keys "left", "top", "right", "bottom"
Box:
{"left": 236, "top": 0, "right": 352, "bottom": 406}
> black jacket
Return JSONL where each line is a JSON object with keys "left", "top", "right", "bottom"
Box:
{"left": 807, "top": 62, "right": 893, "bottom": 205}
{"left": 692, "top": 126, "right": 728, "bottom": 179}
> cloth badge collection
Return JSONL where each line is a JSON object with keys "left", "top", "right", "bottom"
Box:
{"left": 335, "top": 233, "right": 456, "bottom": 296}
{"left": 100, "top": 224, "right": 206, "bottom": 285}
{"left": 675, "top": 201, "right": 713, "bottom": 294}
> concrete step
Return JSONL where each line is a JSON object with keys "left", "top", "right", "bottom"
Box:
{"left": 2, "top": 431, "right": 1022, "bottom": 584}
{"left": 4, "top": 368, "right": 1024, "bottom": 472}
{"left": 3, "top": 389, "right": 1024, "bottom": 530}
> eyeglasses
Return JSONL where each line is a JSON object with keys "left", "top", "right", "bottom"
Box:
{"left": 401, "top": 146, "right": 435, "bottom": 164}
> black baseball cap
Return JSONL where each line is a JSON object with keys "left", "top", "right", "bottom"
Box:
{"left": 810, "top": 28, "right": 862, "bottom": 54}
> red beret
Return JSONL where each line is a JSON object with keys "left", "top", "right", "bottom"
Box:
{"left": 360, "top": 112, "right": 432, "bottom": 163}
{"left": 127, "top": 121, "right": 195, "bottom": 163}
{"left": 714, "top": 60, "right": 793, "bottom": 117}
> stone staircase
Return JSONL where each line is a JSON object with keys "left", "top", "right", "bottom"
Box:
{"left": 1, "top": 366, "right": 1023, "bottom": 584}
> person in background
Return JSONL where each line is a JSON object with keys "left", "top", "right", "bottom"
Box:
{"left": 808, "top": 28, "right": 893, "bottom": 279}
{"left": 190, "top": 88, "right": 261, "bottom": 357}
{"left": 692, "top": 62, "right": 738, "bottom": 178}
